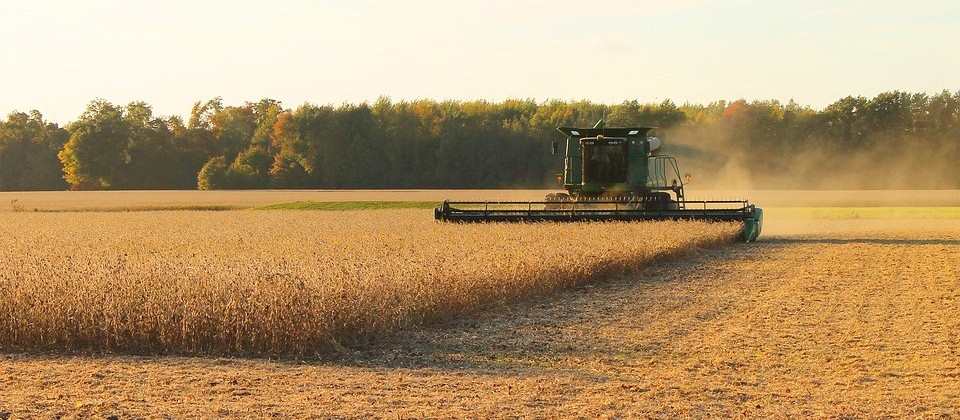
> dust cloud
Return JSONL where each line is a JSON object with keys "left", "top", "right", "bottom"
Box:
{"left": 659, "top": 124, "right": 960, "bottom": 191}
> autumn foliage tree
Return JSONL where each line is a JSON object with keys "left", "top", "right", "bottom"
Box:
{"left": 2, "top": 90, "right": 957, "bottom": 191}
{"left": 0, "top": 111, "right": 69, "bottom": 191}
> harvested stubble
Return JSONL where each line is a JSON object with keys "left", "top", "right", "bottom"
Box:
{"left": 0, "top": 210, "right": 739, "bottom": 357}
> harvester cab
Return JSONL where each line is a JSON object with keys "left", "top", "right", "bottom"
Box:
{"left": 435, "top": 120, "right": 764, "bottom": 242}
{"left": 553, "top": 120, "right": 685, "bottom": 207}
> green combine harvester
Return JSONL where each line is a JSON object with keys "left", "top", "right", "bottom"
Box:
{"left": 435, "top": 120, "right": 763, "bottom": 242}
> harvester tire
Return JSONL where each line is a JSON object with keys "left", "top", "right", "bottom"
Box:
{"left": 644, "top": 192, "right": 675, "bottom": 211}
{"left": 545, "top": 193, "right": 573, "bottom": 210}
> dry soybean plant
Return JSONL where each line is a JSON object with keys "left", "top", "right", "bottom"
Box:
{"left": 0, "top": 210, "right": 739, "bottom": 357}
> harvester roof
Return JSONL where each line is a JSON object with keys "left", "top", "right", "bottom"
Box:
{"left": 556, "top": 126, "right": 657, "bottom": 138}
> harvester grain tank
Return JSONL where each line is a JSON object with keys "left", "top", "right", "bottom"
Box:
{"left": 435, "top": 120, "right": 763, "bottom": 242}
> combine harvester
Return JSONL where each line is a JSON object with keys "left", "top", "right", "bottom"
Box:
{"left": 435, "top": 120, "right": 763, "bottom": 242}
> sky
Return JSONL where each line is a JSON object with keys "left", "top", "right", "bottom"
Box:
{"left": 1, "top": 0, "right": 958, "bottom": 124}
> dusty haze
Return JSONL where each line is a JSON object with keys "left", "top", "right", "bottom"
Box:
{"left": 662, "top": 124, "right": 959, "bottom": 190}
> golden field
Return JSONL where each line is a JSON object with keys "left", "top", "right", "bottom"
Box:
{"left": 1, "top": 189, "right": 958, "bottom": 417}
{"left": 0, "top": 210, "right": 737, "bottom": 356}
{"left": 0, "top": 216, "right": 957, "bottom": 417}
{"left": 1, "top": 189, "right": 550, "bottom": 212}
{"left": 2, "top": 188, "right": 958, "bottom": 212}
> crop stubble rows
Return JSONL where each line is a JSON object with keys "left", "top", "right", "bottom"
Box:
{"left": 0, "top": 210, "right": 738, "bottom": 356}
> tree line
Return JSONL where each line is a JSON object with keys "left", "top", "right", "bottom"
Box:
{"left": 1, "top": 90, "right": 957, "bottom": 191}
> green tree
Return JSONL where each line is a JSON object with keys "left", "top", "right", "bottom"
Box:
{"left": 197, "top": 156, "right": 229, "bottom": 190}
{"left": 227, "top": 146, "right": 273, "bottom": 188}
{"left": 0, "top": 111, "right": 69, "bottom": 191}
{"left": 119, "top": 101, "right": 178, "bottom": 189}
{"left": 58, "top": 100, "right": 128, "bottom": 189}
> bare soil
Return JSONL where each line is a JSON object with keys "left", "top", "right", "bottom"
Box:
{"left": 2, "top": 218, "right": 957, "bottom": 418}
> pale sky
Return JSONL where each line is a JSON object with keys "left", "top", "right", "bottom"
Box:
{"left": 2, "top": 0, "right": 958, "bottom": 124}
